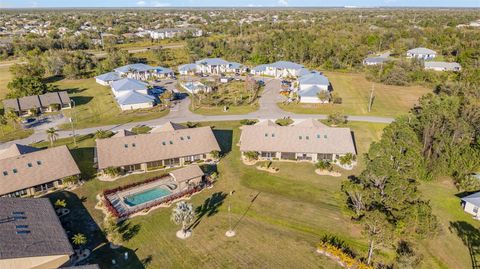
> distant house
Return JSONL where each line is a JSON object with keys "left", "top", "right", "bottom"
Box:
{"left": 251, "top": 61, "right": 309, "bottom": 78}
{"left": 406, "top": 47, "right": 437, "bottom": 60}
{"left": 95, "top": 122, "right": 220, "bottom": 173}
{"left": 110, "top": 78, "right": 156, "bottom": 110}
{"left": 424, "top": 61, "right": 461, "bottom": 72}
{"left": 114, "top": 63, "right": 173, "bottom": 81}
{"left": 147, "top": 27, "right": 203, "bottom": 40}
{"left": 0, "top": 198, "right": 74, "bottom": 268}
{"left": 180, "top": 81, "right": 210, "bottom": 94}
{"left": 95, "top": 71, "right": 122, "bottom": 86}
{"left": 0, "top": 144, "right": 80, "bottom": 197}
{"left": 363, "top": 56, "right": 390, "bottom": 66}
{"left": 297, "top": 72, "right": 330, "bottom": 103}
{"left": 239, "top": 119, "right": 356, "bottom": 163}
{"left": 461, "top": 192, "right": 480, "bottom": 219}
{"left": 3, "top": 91, "right": 71, "bottom": 116}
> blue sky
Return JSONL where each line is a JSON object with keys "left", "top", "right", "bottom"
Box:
{"left": 1, "top": 0, "right": 479, "bottom": 8}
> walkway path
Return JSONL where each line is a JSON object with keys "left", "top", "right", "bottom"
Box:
{"left": 0, "top": 78, "right": 394, "bottom": 149}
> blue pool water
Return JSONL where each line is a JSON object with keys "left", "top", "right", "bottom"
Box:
{"left": 124, "top": 187, "right": 172, "bottom": 206}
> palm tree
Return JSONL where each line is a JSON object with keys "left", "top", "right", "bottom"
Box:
{"left": 46, "top": 127, "right": 59, "bottom": 147}
{"left": 72, "top": 233, "right": 87, "bottom": 249}
{"left": 5, "top": 109, "right": 19, "bottom": 129}
{"left": 171, "top": 201, "right": 195, "bottom": 238}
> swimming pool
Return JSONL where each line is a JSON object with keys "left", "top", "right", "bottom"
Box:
{"left": 124, "top": 187, "right": 172, "bottom": 206}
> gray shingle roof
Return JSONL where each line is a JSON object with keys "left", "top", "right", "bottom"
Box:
{"left": 169, "top": 165, "right": 204, "bottom": 183}
{"left": 407, "top": 47, "right": 437, "bottom": 55}
{"left": 96, "top": 123, "right": 220, "bottom": 169}
{"left": 0, "top": 145, "right": 81, "bottom": 196}
{"left": 239, "top": 119, "right": 356, "bottom": 155}
{"left": 3, "top": 92, "right": 70, "bottom": 112}
{"left": 298, "top": 72, "right": 329, "bottom": 86}
{"left": 424, "top": 61, "right": 461, "bottom": 70}
{"left": 0, "top": 198, "right": 73, "bottom": 260}
{"left": 271, "top": 61, "right": 304, "bottom": 70}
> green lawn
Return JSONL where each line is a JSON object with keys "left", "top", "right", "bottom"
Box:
{"left": 33, "top": 122, "right": 474, "bottom": 268}
{"left": 42, "top": 120, "right": 384, "bottom": 268}
{"left": 190, "top": 103, "right": 259, "bottom": 115}
{"left": 54, "top": 78, "right": 169, "bottom": 130}
{"left": 279, "top": 71, "right": 432, "bottom": 117}
{"left": 0, "top": 65, "right": 12, "bottom": 99}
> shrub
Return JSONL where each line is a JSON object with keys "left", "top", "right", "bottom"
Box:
{"left": 275, "top": 118, "right": 293, "bottom": 126}
{"left": 104, "top": 167, "right": 120, "bottom": 177}
{"left": 244, "top": 151, "right": 259, "bottom": 161}
{"left": 316, "top": 160, "right": 332, "bottom": 171}
{"left": 186, "top": 121, "right": 198, "bottom": 128}
{"left": 240, "top": 119, "right": 258, "bottom": 125}
{"left": 210, "top": 150, "right": 220, "bottom": 159}
{"left": 327, "top": 112, "right": 347, "bottom": 125}
{"left": 339, "top": 153, "right": 356, "bottom": 166}
{"left": 49, "top": 103, "right": 61, "bottom": 111}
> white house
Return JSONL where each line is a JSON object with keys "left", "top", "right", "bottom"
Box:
{"left": 148, "top": 28, "right": 203, "bottom": 40}
{"left": 297, "top": 72, "right": 331, "bottom": 103}
{"left": 116, "top": 91, "right": 156, "bottom": 111}
{"left": 461, "top": 192, "right": 480, "bottom": 219}
{"left": 178, "top": 58, "right": 245, "bottom": 75}
{"left": 406, "top": 47, "right": 437, "bottom": 60}
{"left": 114, "top": 63, "right": 173, "bottom": 81}
{"left": 251, "top": 61, "right": 310, "bottom": 78}
{"left": 95, "top": 72, "right": 122, "bottom": 86}
{"left": 180, "top": 81, "right": 210, "bottom": 94}
{"left": 424, "top": 61, "right": 462, "bottom": 72}
{"left": 109, "top": 78, "right": 156, "bottom": 110}
{"left": 111, "top": 78, "right": 149, "bottom": 97}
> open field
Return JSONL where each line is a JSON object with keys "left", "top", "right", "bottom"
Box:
{"left": 279, "top": 71, "right": 432, "bottom": 117}
{"left": 34, "top": 120, "right": 477, "bottom": 268}
{"left": 53, "top": 78, "right": 169, "bottom": 130}
{"left": 0, "top": 65, "right": 12, "bottom": 99}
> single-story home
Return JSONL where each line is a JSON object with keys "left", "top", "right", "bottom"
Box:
{"left": 3, "top": 91, "right": 71, "bottom": 116}
{"left": 0, "top": 144, "right": 81, "bottom": 197}
{"left": 95, "top": 71, "right": 122, "bottom": 85}
{"left": 111, "top": 78, "right": 149, "bottom": 96}
{"left": 239, "top": 119, "right": 356, "bottom": 163}
{"left": 0, "top": 198, "right": 74, "bottom": 268}
{"left": 180, "top": 81, "right": 210, "bottom": 94}
{"left": 194, "top": 58, "right": 245, "bottom": 75}
{"left": 363, "top": 57, "right": 390, "bottom": 66}
{"left": 406, "top": 47, "right": 437, "bottom": 60}
{"left": 148, "top": 27, "right": 203, "bottom": 40}
{"left": 297, "top": 72, "right": 330, "bottom": 103}
{"left": 424, "top": 61, "right": 462, "bottom": 72}
{"left": 251, "top": 61, "right": 309, "bottom": 78}
{"left": 116, "top": 90, "right": 156, "bottom": 111}
{"left": 95, "top": 121, "right": 220, "bottom": 173}
{"left": 461, "top": 192, "right": 480, "bottom": 219}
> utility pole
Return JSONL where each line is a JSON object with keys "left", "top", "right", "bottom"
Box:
{"left": 70, "top": 100, "right": 77, "bottom": 147}
{"left": 368, "top": 83, "right": 375, "bottom": 113}
{"left": 225, "top": 189, "right": 235, "bottom": 237}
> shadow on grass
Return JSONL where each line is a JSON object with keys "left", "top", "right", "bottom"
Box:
{"left": 233, "top": 191, "right": 261, "bottom": 230}
{"left": 47, "top": 191, "right": 147, "bottom": 268}
{"left": 65, "top": 87, "right": 88, "bottom": 94}
{"left": 71, "top": 147, "right": 96, "bottom": 180}
{"left": 72, "top": 96, "right": 94, "bottom": 106}
{"left": 191, "top": 192, "right": 227, "bottom": 229}
{"left": 212, "top": 129, "right": 233, "bottom": 156}
{"left": 449, "top": 221, "right": 480, "bottom": 269}
{"left": 118, "top": 221, "right": 142, "bottom": 242}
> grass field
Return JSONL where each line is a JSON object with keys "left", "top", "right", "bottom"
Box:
{"left": 279, "top": 71, "right": 432, "bottom": 117}
{"left": 35, "top": 120, "right": 477, "bottom": 268}
{"left": 0, "top": 65, "right": 12, "bottom": 99}
{"left": 53, "top": 78, "right": 169, "bottom": 130}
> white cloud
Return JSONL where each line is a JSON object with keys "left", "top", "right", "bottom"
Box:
{"left": 277, "top": 0, "right": 288, "bottom": 6}
{"left": 136, "top": 0, "right": 146, "bottom": 6}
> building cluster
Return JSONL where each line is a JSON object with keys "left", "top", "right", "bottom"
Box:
{"left": 363, "top": 47, "right": 462, "bottom": 72}
{"left": 95, "top": 63, "right": 174, "bottom": 111}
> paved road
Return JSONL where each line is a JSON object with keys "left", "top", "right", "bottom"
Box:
{"left": 0, "top": 78, "right": 394, "bottom": 149}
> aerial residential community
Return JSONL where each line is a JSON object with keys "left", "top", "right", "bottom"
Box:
{"left": 0, "top": 3, "right": 479, "bottom": 269}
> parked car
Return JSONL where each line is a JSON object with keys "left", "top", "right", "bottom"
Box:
{"left": 22, "top": 117, "right": 37, "bottom": 124}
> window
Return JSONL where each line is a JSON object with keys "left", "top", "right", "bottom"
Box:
{"left": 162, "top": 141, "right": 166, "bottom": 145}
{"left": 27, "top": 163, "right": 32, "bottom": 168}
{"left": 2, "top": 171, "right": 7, "bottom": 176}
{"left": 180, "top": 137, "right": 184, "bottom": 140}
{"left": 299, "top": 136, "right": 302, "bottom": 140}
{"left": 16, "top": 225, "right": 28, "bottom": 229}
{"left": 37, "top": 160, "right": 42, "bottom": 165}
{"left": 132, "top": 143, "right": 136, "bottom": 147}
{"left": 324, "top": 135, "right": 327, "bottom": 138}
{"left": 317, "top": 134, "right": 320, "bottom": 139}
{"left": 187, "top": 136, "right": 191, "bottom": 140}
{"left": 474, "top": 207, "right": 479, "bottom": 213}
{"left": 169, "top": 141, "right": 173, "bottom": 145}
{"left": 272, "top": 133, "right": 275, "bottom": 137}
{"left": 16, "top": 230, "right": 30, "bottom": 235}
{"left": 13, "top": 216, "right": 26, "bottom": 220}
{"left": 12, "top": 211, "right": 25, "bottom": 215}
{"left": 124, "top": 144, "right": 128, "bottom": 148}
{"left": 306, "top": 136, "right": 309, "bottom": 140}
{"left": 12, "top": 169, "right": 17, "bottom": 174}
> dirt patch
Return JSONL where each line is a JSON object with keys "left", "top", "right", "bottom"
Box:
{"left": 315, "top": 169, "right": 341, "bottom": 177}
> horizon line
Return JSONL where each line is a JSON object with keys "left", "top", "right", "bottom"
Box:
{"left": 1, "top": 6, "right": 479, "bottom": 9}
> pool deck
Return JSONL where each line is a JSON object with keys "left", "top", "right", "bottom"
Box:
{"left": 106, "top": 175, "right": 181, "bottom": 216}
